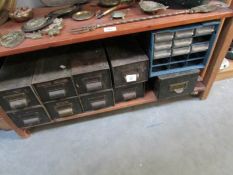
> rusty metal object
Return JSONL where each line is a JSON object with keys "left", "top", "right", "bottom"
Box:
{"left": 72, "top": 11, "right": 94, "bottom": 21}
{"left": 9, "top": 7, "right": 33, "bottom": 23}
{"left": 0, "top": 31, "right": 25, "bottom": 48}
{"left": 139, "top": 0, "right": 168, "bottom": 14}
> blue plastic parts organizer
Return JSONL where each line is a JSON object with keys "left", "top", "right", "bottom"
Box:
{"left": 145, "top": 21, "right": 220, "bottom": 77}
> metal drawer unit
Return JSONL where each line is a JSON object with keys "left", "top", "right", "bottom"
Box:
{"left": 7, "top": 106, "right": 50, "bottom": 128}
{"left": 0, "top": 57, "right": 41, "bottom": 112}
{"left": 154, "top": 69, "right": 200, "bottom": 100}
{"left": 114, "top": 83, "right": 145, "bottom": 103}
{"left": 45, "top": 97, "right": 82, "bottom": 119}
{"left": 105, "top": 36, "right": 149, "bottom": 88}
{"left": 32, "top": 50, "right": 77, "bottom": 102}
{"left": 70, "top": 42, "right": 112, "bottom": 95}
{"left": 80, "top": 89, "right": 114, "bottom": 112}
{"left": 144, "top": 21, "right": 220, "bottom": 77}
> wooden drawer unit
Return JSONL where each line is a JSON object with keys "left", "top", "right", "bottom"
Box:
{"left": 80, "top": 90, "right": 114, "bottom": 112}
{"left": 0, "top": 57, "right": 40, "bottom": 112}
{"left": 7, "top": 106, "right": 50, "bottom": 128}
{"left": 71, "top": 43, "right": 112, "bottom": 94}
{"left": 105, "top": 36, "right": 149, "bottom": 88}
{"left": 45, "top": 97, "right": 82, "bottom": 119}
{"left": 155, "top": 69, "right": 200, "bottom": 99}
{"left": 32, "top": 50, "right": 77, "bottom": 102}
{"left": 114, "top": 83, "right": 145, "bottom": 103}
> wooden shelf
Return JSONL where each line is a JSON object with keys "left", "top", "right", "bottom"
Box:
{"left": 216, "top": 59, "right": 233, "bottom": 80}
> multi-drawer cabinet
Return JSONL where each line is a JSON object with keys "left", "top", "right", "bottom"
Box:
{"left": 7, "top": 106, "right": 50, "bottom": 128}
{"left": 114, "top": 83, "right": 145, "bottom": 103}
{"left": 154, "top": 69, "right": 200, "bottom": 99}
{"left": 70, "top": 42, "right": 112, "bottom": 94}
{"left": 80, "top": 89, "right": 114, "bottom": 112}
{"left": 0, "top": 57, "right": 40, "bottom": 112}
{"left": 142, "top": 21, "right": 220, "bottom": 77}
{"left": 105, "top": 36, "right": 149, "bottom": 88}
{"left": 32, "top": 50, "right": 77, "bottom": 102}
{"left": 45, "top": 97, "right": 82, "bottom": 119}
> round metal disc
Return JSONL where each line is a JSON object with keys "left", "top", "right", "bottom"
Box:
{"left": 0, "top": 31, "right": 25, "bottom": 48}
{"left": 72, "top": 11, "right": 94, "bottom": 21}
{"left": 48, "top": 5, "right": 79, "bottom": 17}
{"left": 22, "top": 17, "right": 54, "bottom": 33}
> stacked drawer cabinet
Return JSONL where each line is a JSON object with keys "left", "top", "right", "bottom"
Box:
{"left": 0, "top": 57, "right": 51, "bottom": 128}
{"left": 146, "top": 21, "right": 220, "bottom": 77}
{"left": 32, "top": 50, "right": 82, "bottom": 119}
{"left": 70, "top": 42, "right": 114, "bottom": 112}
{"left": 105, "top": 36, "right": 149, "bottom": 103}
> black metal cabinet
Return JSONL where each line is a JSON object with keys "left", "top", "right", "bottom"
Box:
{"left": 114, "top": 83, "right": 145, "bottom": 103}
{"left": 7, "top": 106, "right": 50, "bottom": 128}
{"left": 32, "top": 50, "right": 77, "bottom": 102}
{"left": 45, "top": 97, "right": 83, "bottom": 119}
{"left": 155, "top": 69, "right": 200, "bottom": 99}
{"left": 80, "top": 89, "right": 114, "bottom": 112}
{"left": 0, "top": 57, "right": 40, "bottom": 111}
{"left": 105, "top": 36, "right": 149, "bottom": 88}
{"left": 71, "top": 42, "right": 112, "bottom": 94}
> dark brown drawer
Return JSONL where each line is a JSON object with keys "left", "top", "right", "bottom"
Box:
{"left": 155, "top": 69, "right": 200, "bottom": 99}
{"left": 80, "top": 90, "right": 114, "bottom": 112}
{"left": 7, "top": 106, "right": 51, "bottom": 128}
{"left": 45, "top": 97, "right": 83, "bottom": 119}
{"left": 114, "top": 83, "right": 145, "bottom": 103}
{"left": 105, "top": 36, "right": 149, "bottom": 88}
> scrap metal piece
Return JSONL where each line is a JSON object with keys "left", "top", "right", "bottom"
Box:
{"left": 111, "top": 11, "right": 126, "bottom": 19}
{"left": 9, "top": 7, "right": 33, "bottom": 23}
{"left": 0, "top": 31, "right": 25, "bottom": 48}
{"left": 139, "top": 0, "right": 168, "bottom": 14}
{"left": 41, "top": 18, "right": 64, "bottom": 36}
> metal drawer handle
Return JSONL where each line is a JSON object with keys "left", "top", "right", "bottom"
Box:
{"left": 169, "top": 82, "right": 188, "bottom": 94}
{"left": 123, "top": 91, "right": 137, "bottom": 101}
{"left": 91, "top": 99, "right": 106, "bottom": 110}
{"left": 86, "top": 81, "right": 102, "bottom": 92}
{"left": 23, "top": 117, "right": 40, "bottom": 125}
{"left": 124, "top": 74, "right": 139, "bottom": 83}
{"left": 48, "top": 89, "right": 66, "bottom": 99}
{"left": 57, "top": 107, "right": 74, "bottom": 117}
{"left": 9, "top": 98, "right": 28, "bottom": 109}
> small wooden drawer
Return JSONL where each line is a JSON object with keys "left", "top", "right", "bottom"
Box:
{"left": 114, "top": 83, "right": 145, "bottom": 103}
{"left": 45, "top": 97, "right": 82, "bottom": 119}
{"left": 32, "top": 50, "right": 77, "bottom": 102}
{"left": 155, "top": 69, "right": 200, "bottom": 99}
{"left": 80, "top": 90, "right": 114, "bottom": 112}
{"left": 71, "top": 42, "right": 112, "bottom": 94}
{"left": 105, "top": 36, "right": 149, "bottom": 88}
{"left": 7, "top": 106, "right": 51, "bottom": 128}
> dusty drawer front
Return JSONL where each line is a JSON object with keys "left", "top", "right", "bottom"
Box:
{"left": 32, "top": 50, "right": 77, "bottom": 102}
{"left": 71, "top": 43, "right": 112, "bottom": 94}
{"left": 155, "top": 69, "right": 199, "bottom": 99}
{"left": 105, "top": 36, "right": 149, "bottom": 88}
{"left": 45, "top": 97, "right": 82, "bottom": 119}
{"left": 114, "top": 83, "right": 145, "bottom": 103}
{"left": 80, "top": 90, "right": 114, "bottom": 112}
{"left": 0, "top": 56, "right": 40, "bottom": 111}
{"left": 7, "top": 106, "right": 51, "bottom": 128}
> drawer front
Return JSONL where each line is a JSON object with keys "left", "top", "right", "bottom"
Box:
{"left": 114, "top": 83, "right": 145, "bottom": 103}
{"left": 45, "top": 97, "right": 83, "bottom": 119}
{"left": 80, "top": 90, "right": 114, "bottom": 112}
{"left": 0, "top": 87, "right": 40, "bottom": 112}
{"left": 156, "top": 70, "right": 199, "bottom": 99}
{"left": 33, "top": 78, "right": 77, "bottom": 102}
{"left": 73, "top": 70, "right": 112, "bottom": 95}
{"left": 7, "top": 106, "right": 50, "bottom": 128}
{"left": 113, "top": 61, "right": 148, "bottom": 88}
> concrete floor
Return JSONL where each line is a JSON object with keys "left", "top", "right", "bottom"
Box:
{"left": 1, "top": 79, "right": 233, "bottom": 175}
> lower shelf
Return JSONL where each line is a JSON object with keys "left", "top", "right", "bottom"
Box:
{"left": 216, "top": 59, "right": 233, "bottom": 81}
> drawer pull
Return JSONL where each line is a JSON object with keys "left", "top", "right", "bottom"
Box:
{"left": 125, "top": 74, "right": 139, "bottom": 83}
{"left": 169, "top": 82, "right": 188, "bottom": 94}
{"left": 86, "top": 81, "right": 102, "bottom": 92}
{"left": 123, "top": 91, "right": 137, "bottom": 101}
{"left": 23, "top": 117, "right": 40, "bottom": 125}
{"left": 48, "top": 89, "right": 66, "bottom": 99}
{"left": 9, "top": 98, "right": 28, "bottom": 109}
{"left": 91, "top": 100, "right": 106, "bottom": 110}
{"left": 57, "top": 107, "right": 74, "bottom": 117}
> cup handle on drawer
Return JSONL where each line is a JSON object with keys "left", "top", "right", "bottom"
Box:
{"left": 9, "top": 98, "right": 28, "bottom": 109}
{"left": 90, "top": 99, "right": 106, "bottom": 110}
{"left": 85, "top": 81, "right": 103, "bottom": 92}
{"left": 23, "top": 117, "right": 40, "bottom": 125}
{"left": 122, "top": 91, "right": 137, "bottom": 101}
{"left": 169, "top": 82, "right": 188, "bottom": 94}
{"left": 48, "top": 89, "right": 66, "bottom": 99}
{"left": 57, "top": 107, "right": 74, "bottom": 117}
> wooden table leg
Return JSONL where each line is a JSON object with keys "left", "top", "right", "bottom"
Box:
{"left": 200, "top": 17, "right": 233, "bottom": 99}
{"left": 0, "top": 108, "right": 31, "bottom": 139}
